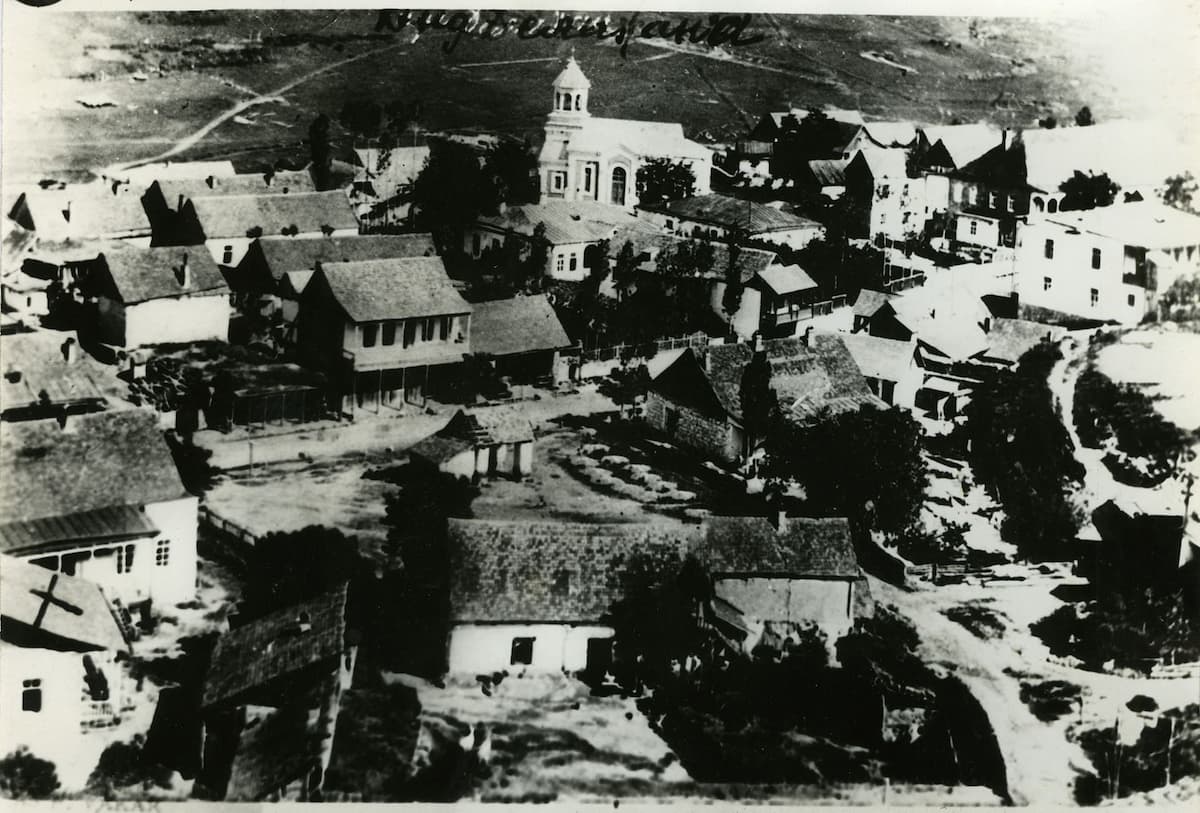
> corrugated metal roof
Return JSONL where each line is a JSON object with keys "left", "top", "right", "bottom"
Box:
{"left": 0, "top": 504, "right": 159, "bottom": 554}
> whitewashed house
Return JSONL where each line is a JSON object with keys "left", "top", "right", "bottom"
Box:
{"left": 636, "top": 193, "right": 824, "bottom": 250}
{"left": 1016, "top": 200, "right": 1200, "bottom": 324}
{"left": 0, "top": 556, "right": 133, "bottom": 788}
{"left": 0, "top": 410, "right": 198, "bottom": 617}
{"left": 840, "top": 332, "right": 923, "bottom": 409}
{"left": 537, "top": 57, "right": 713, "bottom": 209}
{"left": 445, "top": 519, "right": 690, "bottom": 675}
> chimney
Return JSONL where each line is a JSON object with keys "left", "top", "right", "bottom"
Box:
{"left": 752, "top": 331, "right": 765, "bottom": 353}
{"left": 703, "top": 349, "right": 712, "bottom": 374}
{"left": 176, "top": 252, "right": 191, "bottom": 287}
{"left": 775, "top": 509, "right": 787, "bottom": 533}
{"left": 205, "top": 175, "right": 215, "bottom": 190}
{"left": 801, "top": 326, "right": 814, "bottom": 347}
{"left": 61, "top": 337, "right": 79, "bottom": 364}
{"left": 178, "top": 194, "right": 186, "bottom": 211}
{"left": 62, "top": 200, "right": 71, "bottom": 223}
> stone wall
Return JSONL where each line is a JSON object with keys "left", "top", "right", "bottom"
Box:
{"left": 645, "top": 392, "right": 739, "bottom": 464}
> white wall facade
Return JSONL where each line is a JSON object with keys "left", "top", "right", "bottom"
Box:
{"left": 447, "top": 623, "right": 614, "bottom": 674}
{"left": 123, "top": 294, "right": 231, "bottom": 348}
{"left": 713, "top": 576, "right": 855, "bottom": 645}
{"left": 954, "top": 213, "right": 1000, "bottom": 248}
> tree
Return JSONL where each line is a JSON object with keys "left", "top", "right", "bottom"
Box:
{"left": 603, "top": 362, "right": 651, "bottom": 418}
{"left": 739, "top": 344, "right": 777, "bottom": 453}
{"left": 240, "top": 526, "right": 370, "bottom": 621}
{"left": 339, "top": 98, "right": 386, "bottom": 139}
{"left": 1059, "top": 171, "right": 1120, "bottom": 211}
{"left": 773, "top": 108, "right": 849, "bottom": 183}
{"left": 612, "top": 240, "right": 640, "bottom": 288}
{"left": 1074, "top": 106, "right": 1094, "bottom": 127}
{"left": 0, "top": 749, "right": 58, "bottom": 800}
{"left": 795, "top": 236, "right": 884, "bottom": 300}
{"left": 485, "top": 139, "right": 539, "bottom": 205}
{"left": 87, "top": 736, "right": 170, "bottom": 799}
{"left": 1161, "top": 172, "right": 1197, "bottom": 213}
{"left": 721, "top": 241, "right": 744, "bottom": 318}
{"left": 1039, "top": 115, "right": 1058, "bottom": 130}
{"left": 522, "top": 222, "right": 550, "bottom": 293}
{"left": 764, "top": 406, "right": 927, "bottom": 536}
{"left": 307, "top": 114, "right": 334, "bottom": 191}
{"left": 636, "top": 158, "right": 696, "bottom": 207}
{"left": 411, "top": 141, "right": 499, "bottom": 251}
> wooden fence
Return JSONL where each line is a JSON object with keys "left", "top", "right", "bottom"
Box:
{"left": 578, "top": 332, "right": 712, "bottom": 364}
{"left": 198, "top": 504, "right": 260, "bottom": 550}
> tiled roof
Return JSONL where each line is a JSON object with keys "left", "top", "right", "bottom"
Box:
{"left": 190, "top": 191, "right": 358, "bottom": 239}
{"left": 641, "top": 194, "right": 822, "bottom": 234}
{"left": 0, "top": 331, "right": 108, "bottom": 412}
{"left": 696, "top": 516, "right": 859, "bottom": 578}
{"left": 202, "top": 583, "right": 349, "bottom": 709}
{"left": 0, "top": 504, "right": 159, "bottom": 555}
{"left": 478, "top": 201, "right": 647, "bottom": 246}
{"left": 806, "top": 159, "right": 848, "bottom": 187}
{"left": 852, "top": 289, "right": 895, "bottom": 317}
{"left": 1043, "top": 201, "right": 1200, "bottom": 250}
{"left": 317, "top": 257, "right": 469, "bottom": 322}
{"left": 0, "top": 411, "right": 187, "bottom": 524}
{"left": 0, "top": 554, "right": 128, "bottom": 651}
{"left": 985, "top": 318, "right": 1064, "bottom": 364}
{"left": 408, "top": 432, "right": 473, "bottom": 466}
{"left": 253, "top": 234, "right": 436, "bottom": 283}
{"left": 613, "top": 230, "right": 778, "bottom": 285}
{"left": 839, "top": 332, "right": 917, "bottom": 381}
{"left": 447, "top": 519, "right": 691, "bottom": 623}
{"left": 99, "top": 242, "right": 227, "bottom": 303}
{"left": 755, "top": 263, "right": 817, "bottom": 295}
{"left": 469, "top": 294, "right": 572, "bottom": 357}
{"left": 15, "top": 187, "right": 152, "bottom": 241}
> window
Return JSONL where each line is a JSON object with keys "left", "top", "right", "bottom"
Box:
{"left": 361, "top": 323, "right": 378, "bottom": 348}
{"left": 551, "top": 172, "right": 566, "bottom": 192}
{"left": 1091, "top": 248, "right": 1102, "bottom": 270}
{"left": 611, "top": 166, "right": 627, "bottom": 206}
{"left": 665, "top": 219, "right": 674, "bottom": 230}
{"left": 969, "top": 221, "right": 978, "bottom": 236}
{"left": 879, "top": 184, "right": 890, "bottom": 199}
{"left": 555, "top": 254, "right": 565, "bottom": 273}
{"left": 115, "top": 545, "right": 134, "bottom": 574}
{"left": 1044, "top": 239, "right": 1055, "bottom": 259}
{"left": 988, "top": 191, "right": 998, "bottom": 209}
{"left": 510, "top": 637, "right": 535, "bottom": 666}
{"left": 1090, "top": 288, "right": 1099, "bottom": 307}
{"left": 1006, "top": 194, "right": 1015, "bottom": 212}
{"left": 1047, "top": 199, "right": 1058, "bottom": 214}
{"left": 403, "top": 320, "right": 417, "bottom": 348}
{"left": 1033, "top": 196, "right": 1045, "bottom": 213}
{"left": 439, "top": 316, "right": 450, "bottom": 340}
{"left": 664, "top": 406, "right": 680, "bottom": 436}
{"left": 155, "top": 540, "right": 170, "bottom": 567}
{"left": 1128, "top": 293, "right": 1137, "bottom": 307}
{"left": 552, "top": 570, "right": 571, "bottom": 597}
{"left": 472, "top": 233, "right": 481, "bottom": 255}
{"left": 21, "top": 680, "right": 41, "bottom": 712}
{"left": 382, "top": 321, "right": 396, "bottom": 346}
{"left": 959, "top": 184, "right": 970, "bottom": 204}
{"left": 583, "top": 166, "right": 593, "bottom": 193}
{"left": 569, "top": 253, "right": 577, "bottom": 272}
{"left": 574, "top": 94, "right": 582, "bottom": 111}
{"left": 222, "top": 245, "right": 233, "bottom": 265}
{"left": 1043, "top": 276, "right": 1053, "bottom": 291}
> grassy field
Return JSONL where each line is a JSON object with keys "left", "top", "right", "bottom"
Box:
{"left": 6, "top": 8, "right": 1194, "bottom": 184}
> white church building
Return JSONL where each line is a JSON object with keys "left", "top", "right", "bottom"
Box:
{"left": 538, "top": 57, "right": 713, "bottom": 210}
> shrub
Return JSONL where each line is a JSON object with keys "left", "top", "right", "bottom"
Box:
{"left": 0, "top": 748, "right": 59, "bottom": 799}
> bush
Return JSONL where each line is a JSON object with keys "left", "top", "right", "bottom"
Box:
{"left": 1018, "top": 680, "right": 1082, "bottom": 722}
{"left": 1075, "top": 704, "right": 1200, "bottom": 802}
{"left": 87, "top": 736, "right": 172, "bottom": 798}
{"left": 0, "top": 748, "right": 59, "bottom": 799}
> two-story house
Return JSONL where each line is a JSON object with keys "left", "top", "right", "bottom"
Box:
{"left": 1016, "top": 201, "right": 1200, "bottom": 324}
{"left": 295, "top": 256, "right": 472, "bottom": 414}
{"left": 843, "top": 148, "right": 921, "bottom": 244}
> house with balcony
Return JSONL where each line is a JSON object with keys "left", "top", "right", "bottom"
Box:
{"left": 1, "top": 556, "right": 135, "bottom": 791}
{"left": 909, "top": 123, "right": 1002, "bottom": 216}
{"left": 843, "top": 148, "right": 923, "bottom": 244}
{"left": 295, "top": 256, "right": 472, "bottom": 414}
{"left": 0, "top": 410, "right": 197, "bottom": 619}
{"left": 1015, "top": 201, "right": 1200, "bottom": 325}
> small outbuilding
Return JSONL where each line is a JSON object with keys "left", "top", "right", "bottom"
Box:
{"left": 408, "top": 408, "right": 535, "bottom": 480}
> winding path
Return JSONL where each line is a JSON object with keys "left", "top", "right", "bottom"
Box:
{"left": 105, "top": 42, "right": 407, "bottom": 174}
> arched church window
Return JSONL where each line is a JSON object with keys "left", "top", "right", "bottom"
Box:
{"left": 575, "top": 94, "right": 582, "bottom": 111}
{"left": 1047, "top": 199, "right": 1058, "bottom": 213}
{"left": 611, "top": 167, "right": 627, "bottom": 206}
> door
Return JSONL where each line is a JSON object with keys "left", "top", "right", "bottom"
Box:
{"left": 586, "top": 637, "right": 613, "bottom": 675}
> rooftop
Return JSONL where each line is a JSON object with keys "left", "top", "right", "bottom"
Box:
{"left": 317, "top": 256, "right": 470, "bottom": 322}
{"left": 251, "top": 233, "right": 436, "bottom": 282}
{"left": 696, "top": 516, "right": 859, "bottom": 579}
{"left": 860, "top": 121, "right": 918, "bottom": 148}
{"left": 0, "top": 554, "right": 128, "bottom": 652}
{"left": 755, "top": 263, "right": 818, "bottom": 296}
{"left": 806, "top": 159, "right": 848, "bottom": 187}
{"left": 919, "top": 123, "right": 1002, "bottom": 168}
{"left": 565, "top": 117, "right": 712, "bottom": 161}
{"left": 478, "top": 201, "right": 649, "bottom": 246}
{"left": 839, "top": 332, "right": 917, "bottom": 380}
{"left": 850, "top": 147, "right": 909, "bottom": 179}
{"left": 12, "top": 186, "right": 151, "bottom": 241}
{"left": 98, "top": 242, "right": 227, "bottom": 303}
{"left": 0, "top": 331, "right": 109, "bottom": 413}
{"left": 468, "top": 294, "right": 572, "bottom": 357}
{"left": 1042, "top": 201, "right": 1200, "bottom": 249}
{"left": 155, "top": 170, "right": 316, "bottom": 209}
{"left": 202, "top": 583, "right": 350, "bottom": 709}
{"left": 0, "top": 410, "right": 187, "bottom": 525}
{"left": 190, "top": 191, "right": 358, "bottom": 240}
{"left": 985, "top": 318, "right": 1065, "bottom": 364}
{"left": 641, "top": 194, "right": 823, "bottom": 234}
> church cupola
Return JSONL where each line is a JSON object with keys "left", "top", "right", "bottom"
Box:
{"left": 551, "top": 55, "right": 590, "bottom": 117}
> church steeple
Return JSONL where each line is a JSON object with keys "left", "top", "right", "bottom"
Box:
{"left": 551, "top": 55, "right": 590, "bottom": 118}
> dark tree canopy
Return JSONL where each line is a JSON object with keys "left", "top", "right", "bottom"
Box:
{"left": 307, "top": 114, "right": 334, "bottom": 191}
{"left": 485, "top": 139, "right": 540, "bottom": 205}
{"left": 241, "top": 525, "right": 370, "bottom": 621}
{"left": 1059, "top": 171, "right": 1120, "bottom": 211}
{"left": 1074, "top": 106, "right": 1094, "bottom": 127}
{"left": 1162, "top": 172, "right": 1197, "bottom": 213}
{"left": 739, "top": 345, "right": 777, "bottom": 449}
{"left": 636, "top": 158, "right": 696, "bottom": 208}
{"left": 411, "top": 141, "right": 500, "bottom": 249}
{"left": 794, "top": 236, "right": 884, "bottom": 301}
{"left": 721, "top": 241, "right": 744, "bottom": 317}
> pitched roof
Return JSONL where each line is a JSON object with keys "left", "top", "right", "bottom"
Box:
{"left": 252, "top": 233, "right": 436, "bottom": 282}
{"left": 806, "top": 159, "right": 848, "bottom": 186}
{"left": 696, "top": 516, "right": 859, "bottom": 578}
{"left": 317, "top": 257, "right": 469, "bottom": 322}
{"left": 478, "top": 201, "right": 648, "bottom": 245}
{"left": 985, "top": 318, "right": 1065, "bottom": 364}
{"left": 0, "top": 331, "right": 108, "bottom": 413}
{"left": 655, "top": 333, "right": 879, "bottom": 424}
{"left": 351, "top": 145, "right": 430, "bottom": 195}
{"left": 190, "top": 191, "right": 358, "bottom": 239}
{"left": 1042, "top": 201, "right": 1200, "bottom": 249}
{"left": 860, "top": 121, "right": 918, "bottom": 148}
{"left": 0, "top": 505, "right": 159, "bottom": 555}
{"left": 852, "top": 289, "right": 895, "bottom": 317}
{"left": 755, "top": 263, "right": 818, "bottom": 295}
{"left": 15, "top": 187, "right": 151, "bottom": 241}
{"left": 851, "top": 147, "right": 909, "bottom": 179}
{"left": 407, "top": 432, "right": 473, "bottom": 466}
{"left": 567, "top": 117, "right": 711, "bottom": 161}
{"left": 613, "top": 230, "right": 778, "bottom": 285}
{"left": 225, "top": 701, "right": 332, "bottom": 802}
{"left": 156, "top": 170, "right": 316, "bottom": 209}
{"left": 553, "top": 56, "right": 591, "bottom": 89}
{"left": 768, "top": 108, "right": 866, "bottom": 128}
{"left": 202, "top": 583, "right": 349, "bottom": 709}
{"left": 641, "top": 194, "right": 822, "bottom": 234}
{"left": 447, "top": 519, "right": 691, "bottom": 623}
{"left": 99, "top": 242, "right": 227, "bottom": 303}
{"left": 839, "top": 332, "right": 917, "bottom": 381}
{"left": 0, "top": 554, "right": 128, "bottom": 651}
{"left": 469, "top": 294, "right": 572, "bottom": 357}
{"left": 0, "top": 411, "right": 187, "bottom": 524}
{"left": 919, "top": 123, "right": 1001, "bottom": 168}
